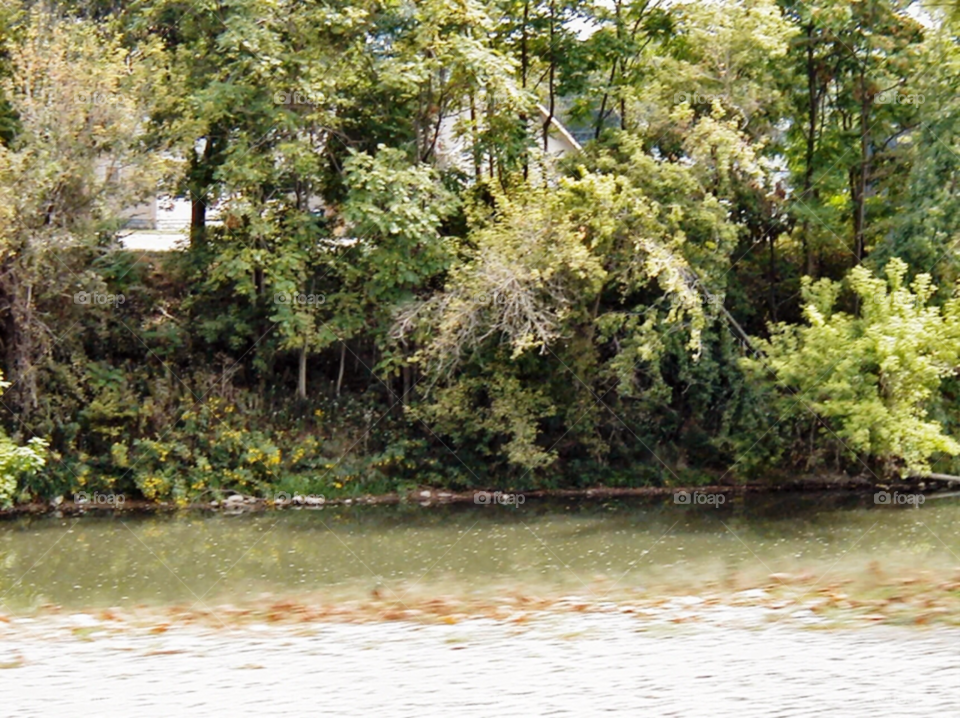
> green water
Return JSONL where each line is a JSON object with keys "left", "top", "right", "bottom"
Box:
{"left": 1, "top": 492, "right": 958, "bottom": 612}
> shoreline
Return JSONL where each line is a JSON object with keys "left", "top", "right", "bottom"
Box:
{"left": 4, "top": 472, "right": 959, "bottom": 519}
{"left": 3, "top": 472, "right": 957, "bottom": 518}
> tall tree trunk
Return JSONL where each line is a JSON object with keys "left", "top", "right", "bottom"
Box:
{"left": 800, "top": 23, "right": 818, "bottom": 278}
{"left": 544, "top": 0, "right": 556, "bottom": 153}
{"left": 296, "top": 186, "right": 312, "bottom": 402}
{"left": 189, "top": 132, "right": 221, "bottom": 248}
{"left": 520, "top": 1, "right": 528, "bottom": 89}
{"left": 336, "top": 342, "right": 346, "bottom": 398}
{"left": 470, "top": 94, "right": 481, "bottom": 181}
{"left": 594, "top": 61, "right": 619, "bottom": 140}
{"left": 190, "top": 192, "right": 206, "bottom": 246}
{"left": 297, "top": 344, "right": 307, "bottom": 400}
{"left": 768, "top": 231, "right": 778, "bottom": 322}
{"left": 853, "top": 76, "right": 871, "bottom": 265}
{"left": 520, "top": 0, "right": 529, "bottom": 180}
{"left": 595, "top": 0, "right": 623, "bottom": 140}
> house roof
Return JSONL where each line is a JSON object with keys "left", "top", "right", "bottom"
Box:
{"left": 536, "top": 104, "right": 582, "bottom": 152}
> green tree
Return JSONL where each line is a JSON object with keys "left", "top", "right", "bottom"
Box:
{"left": 0, "top": 371, "right": 47, "bottom": 506}
{"left": 0, "top": 8, "right": 165, "bottom": 412}
{"left": 780, "top": 0, "right": 929, "bottom": 275}
{"left": 748, "top": 258, "right": 960, "bottom": 477}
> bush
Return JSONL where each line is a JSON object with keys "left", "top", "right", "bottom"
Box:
{"left": 747, "top": 259, "right": 960, "bottom": 477}
{"left": 0, "top": 372, "right": 48, "bottom": 506}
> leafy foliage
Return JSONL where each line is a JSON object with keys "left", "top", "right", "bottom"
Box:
{"left": 0, "top": 372, "right": 46, "bottom": 506}
{"left": 750, "top": 260, "right": 960, "bottom": 477}
{"left": 2, "top": 0, "right": 960, "bottom": 504}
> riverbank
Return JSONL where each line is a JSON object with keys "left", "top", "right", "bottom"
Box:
{"left": 4, "top": 472, "right": 958, "bottom": 518}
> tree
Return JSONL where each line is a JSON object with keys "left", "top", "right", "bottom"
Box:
{"left": 780, "top": 0, "right": 928, "bottom": 275}
{"left": 748, "top": 258, "right": 960, "bottom": 477}
{"left": 0, "top": 371, "right": 47, "bottom": 506}
{"left": 0, "top": 8, "right": 165, "bottom": 412}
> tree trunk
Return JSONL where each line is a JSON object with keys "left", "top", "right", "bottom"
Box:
{"left": 520, "top": 1, "right": 529, "bottom": 181}
{"left": 297, "top": 344, "right": 307, "bottom": 400}
{"left": 336, "top": 342, "right": 346, "bottom": 398}
{"left": 544, "top": 0, "right": 556, "bottom": 153}
{"left": 189, "top": 132, "right": 220, "bottom": 248}
{"left": 768, "top": 231, "right": 778, "bottom": 323}
{"left": 800, "top": 24, "right": 818, "bottom": 278}
{"left": 298, "top": 274, "right": 315, "bottom": 400}
{"left": 190, "top": 193, "right": 206, "bottom": 246}
{"left": 853, "top": 76, "right": 871, "bottom": 266}
{"left": 470, "top": 94, "right": 481, "bottom": 181}
{"left": 594, "top": 1, "right": 622, "bottom": 140}
{"left": 521, "top": 1, "right": 528, "bottom": 89}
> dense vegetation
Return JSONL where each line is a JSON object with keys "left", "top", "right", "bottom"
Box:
{"left": 3, "top": 0, "right": 960, "bottom": 506}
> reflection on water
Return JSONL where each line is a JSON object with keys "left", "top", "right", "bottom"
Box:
{"left": 1, "top": 492, "right": 958, "bottom": 611}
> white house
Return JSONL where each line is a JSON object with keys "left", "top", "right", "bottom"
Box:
{"left": 119, "top": 108, "right": 582, "bottom": 252}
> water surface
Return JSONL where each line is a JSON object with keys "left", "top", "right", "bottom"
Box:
{"left": 1, "top": 492, "right": 957, "bottom": 611}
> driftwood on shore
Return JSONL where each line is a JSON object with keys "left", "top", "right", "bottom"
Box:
{"left": 914, "top": 473, "right": 960, "bottom": 483}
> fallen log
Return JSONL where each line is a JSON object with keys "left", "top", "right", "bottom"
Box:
{"left": 912, "top": 473, "right": 960, "bottom": 483}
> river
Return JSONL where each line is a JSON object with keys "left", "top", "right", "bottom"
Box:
{"left": 2, "top": 491, "right": 958, "bottom": 610}
{"left": 2, "top": 491, "right": 960, "bottom": 715}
